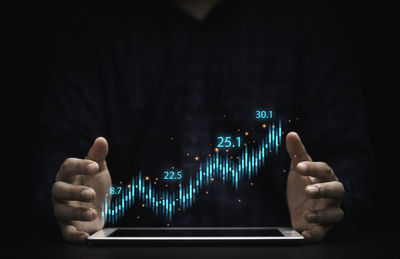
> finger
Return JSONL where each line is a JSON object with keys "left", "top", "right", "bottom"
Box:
{"left": 302, "top": 225, "right": 330, "bottom": 242}
{"left": 57, "top": 158, "right": 99, "bottom": 181}
{"left": 52, "top": 181, "right": 96, "bottom": 202}
{"left": 297, "top": 161, "right": 337, "bottom": 181}
{"left": 60, "top": 224, "right": 89, "bottom": 243}
{"left": 86, "top": 137, "right": 109, "bottom": 169}
{"left": 285, "top": 132, "right": 312, "bottom": 169}
{"left": 305, "top": 207, "right": 344, "bottom": 224}
{"left": 54, "top": 204, "right": 97, "bottom": 222}
{"left": 305, "top": 181, "right": 345, "bottom": 199}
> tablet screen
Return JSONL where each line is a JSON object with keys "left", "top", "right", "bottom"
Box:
{"left": 109, "top": 228, "right": 283, "bottom": 237}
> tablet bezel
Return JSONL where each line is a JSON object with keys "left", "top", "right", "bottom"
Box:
{"left": 87, "top": 227, "right": 304, "bottom": 245}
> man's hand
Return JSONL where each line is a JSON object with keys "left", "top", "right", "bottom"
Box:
{"left": 52, "top": 137, "right": 112, "bottom": 243}
{"left": 286, "top": 132, "right": 344, "bottom": 242}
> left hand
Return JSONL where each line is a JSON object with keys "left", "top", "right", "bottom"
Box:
{"left": 286, "top": 132, "right": 345, "bottom": 242}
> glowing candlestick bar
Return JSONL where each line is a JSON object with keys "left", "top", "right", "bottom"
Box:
{"left": 103, "top": 120, "right": 282, "bottom": 224}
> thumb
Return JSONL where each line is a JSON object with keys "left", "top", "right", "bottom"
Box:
{"left": 86, "top": 137, "right": 109, "bottom": 168}
{"left": 286, "top": 132, "right": 312, "bottom": 169}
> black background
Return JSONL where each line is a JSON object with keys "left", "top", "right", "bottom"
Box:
{"left": 5, "top": 0, "right": 398, "bottom": 234}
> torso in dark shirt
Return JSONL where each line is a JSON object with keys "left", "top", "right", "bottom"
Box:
{"left": 36, "top": 0, "right": 370, "bottom": 228}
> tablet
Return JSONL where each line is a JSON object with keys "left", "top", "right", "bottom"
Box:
{"left": 87, "top": 227, "right": 304, "bottom": 245}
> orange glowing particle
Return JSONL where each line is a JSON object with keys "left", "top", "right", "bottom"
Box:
{"left": 262, "top": 124, "right": 267, "bottom": 128}
{"left": 165, "top": 184, "right": 168, "bottom": 187}
{"left": 245, "top": 131, "right": 249, "bottom": 136}
{"left": 186, "top": 153, "right": 190, "bottom": 156}
{"left": 153, "top": 182, "right": 157, "bottom": 185}
{"left": 238, "top": 199, "right": 241, "bottom": 203}
{"left": 127, "top": 184, "right": 131, "bottom": 188}
{"left": 226, "top": 149, "right": 229, "bottom": 153}
{"left": 145, "top": 176, "right": 150, "bottom": 181}
{"left": 211, "top": 178, "right": 214, "bottom": 181}
{"left": 178, "top": 208, "right": 181, "bottom": 211}
{"left": 137, "top": 216, "right": 140, "bottom": 220}
{"left": 288, "top": 119, "right": 292, "bottom": 123}
{"left": 170, "top": 136, "right": 174, "bottom": 140}
{"left": 205, "top": 191, "right": 209, "bottom": 195}
{"left": 215, "top": 148, "right": 219, "bottom": 152}
{"left": 237, "top": 128, "right": 241, "bottom": 132}
{"left": 250, "top": 182, "right": 254, "bottom": 186}
{"left": 166, "top": 224, "right": 170, "bottom": 227}
{"left": 141, "top": 203, "right": 145, "bottom": 207}
{"left": 155, "top": 177, "right": 159, "bottom": 181}
{"left": 195, "top": 156, "right": 200, "bottom": 161}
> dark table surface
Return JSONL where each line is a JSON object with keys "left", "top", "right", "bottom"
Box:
{"left": 7, "top": 228, "right": 398, "bottom": 259}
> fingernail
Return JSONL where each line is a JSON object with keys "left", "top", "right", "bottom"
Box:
{"left": 307, "top": 211, "right": 318, "bottom": 221}
{"left": 86, "top": 163, "right": 98, "bottom": 173}
{"left": 81, "top": 189, "right": 93, "bottom": 201}
{"left": 83, "top": 209, "right": 93, "bottom": 220}
{"left": 91, "top": 209, "right": 97, "bottom": 219}
{"left": 306, "top": 186, "right": 319, "bottom": 195}
{"left": 297, "top": 162, "right": 308, "bottom": 172}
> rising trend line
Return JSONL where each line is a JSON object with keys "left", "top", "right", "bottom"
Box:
{"left": 102, "top": 120, "right": 282, "bottom": 225}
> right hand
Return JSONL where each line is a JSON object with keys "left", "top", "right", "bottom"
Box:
{"left": 52, "top": 137, "right": 112, "bottom": 243}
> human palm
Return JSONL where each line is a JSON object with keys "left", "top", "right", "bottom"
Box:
{"left": 286, "top": 132, "right": 344, "bottom": 241}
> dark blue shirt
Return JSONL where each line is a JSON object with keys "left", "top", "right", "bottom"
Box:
{"left": 34, "top": 0, "right": 371, "bottom": 230}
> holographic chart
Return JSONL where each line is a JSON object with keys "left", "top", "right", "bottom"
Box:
{"left": 102, "top": 110, "right": 283, "bottom": 225}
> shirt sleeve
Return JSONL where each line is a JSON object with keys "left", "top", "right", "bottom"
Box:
{"left": 32, "top": 10, "right": 107, "bottom": 225}
{"left": 294, "top": 5, "right": 373, "bottom": 231}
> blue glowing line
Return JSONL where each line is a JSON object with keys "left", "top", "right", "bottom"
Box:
{"left": 104, "top": 119, "right": 282, "bottom": 224}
